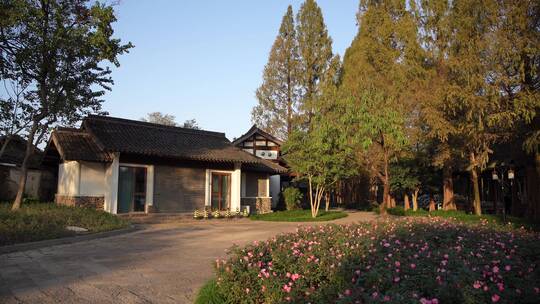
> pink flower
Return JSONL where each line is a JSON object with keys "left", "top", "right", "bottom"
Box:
{"left": 372, "top": 292, "right": 378, "bottom": 298}
{"left": 492, "top": 266, "right": 499, "bottom": 274}
{"left": 394, "top": 276, "right": 401, "bottom": 283}
{"left": 473, "top": 281, "right": 482, "bottom": 289}
{"left": 395, "top": 261, "right": 401, "bottom": 267}
{"left": 282, "top": 284, "right": 291, "bottom": 293}
{"left": 491, "top": 294, "right": 500, "bottom": 302}
{"left": 504, "top": 265, "right": 511, "bottom": 271}
{"left": 410, "top": 263, "right": 416, "bottom": 269}
{"left": 344, "top": 289, "right": 351, "bottom": 296}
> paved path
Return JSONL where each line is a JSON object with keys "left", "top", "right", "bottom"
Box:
{"left": 0, "top": 211, "right": 376, "bottom": 304}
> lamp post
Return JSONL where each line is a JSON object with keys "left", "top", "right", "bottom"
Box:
{"left": 492, "top": 164, "right": 514, "bottom": 223}
{"left": 491, "top": 169, "right": 500, "bottom": 217}
{"left": 508, "top": 167, "right": 515, "bottom": 216}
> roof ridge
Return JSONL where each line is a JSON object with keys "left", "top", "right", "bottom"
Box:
{"left": 85, "top": 114, "right": 226, "bottom": 138}
{"left": 56, "top": 127, "right": 87, "bottom": 134}
{"left": 233, "top": 124, "right": 283, "bottom": 145}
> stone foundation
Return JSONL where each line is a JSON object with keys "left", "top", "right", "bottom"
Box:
{"left": 55, "top": 195, "right": 104, "bottom": 210}
{"left": 241, "top": 197, "right": 272, "bottom": 214}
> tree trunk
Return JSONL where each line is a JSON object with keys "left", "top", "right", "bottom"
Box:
{"left": 325, "top": 192, "right": 330, "bottom": 212}
{"left": 12, "top": 122, "right": 39, "bottom": 210}
{"left": 379, "top": 149, "right": 390, "bottom": 214}
{"left": 390, "top": 196, "right": 396, "bottom": 208}
{"left": 404, "top": 193, "right": 410, "bottom": 211}
{"left": 0, "top": 135, "right": 13, "bottom": 160}
{"left": 429, "top": 197, "right": 436, "bottom": 212}
{"left": 308, "top": 176, "right": 314, "bottom": 217}
{"left": 470, "top": 164, "right": 482, "bottom": 215}
{"left": 412, "top": 188, "right": 419, "bottom": 211}
{"left": 312, "top": 184, "right": 324, "bottom": 218}
{"left": 528, "top": 152, "right": 540, "bottom": 221}
{"left": 442, "top": 165, "right": 456, "bottom": 210}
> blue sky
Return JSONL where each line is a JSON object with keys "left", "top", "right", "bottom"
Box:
{"left": 104, "top": 0, "right": 358, "bottom": 140}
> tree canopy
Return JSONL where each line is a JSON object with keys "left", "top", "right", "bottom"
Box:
{"left": 0, "top": 0, "right": 133, "bottom": 209}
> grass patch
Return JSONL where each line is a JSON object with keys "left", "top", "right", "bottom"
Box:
{"left": 194, "top": 279, "right": 226, "bottom": 304}
{"left": 250, "top": 209, "right": 348, "bottom": 222}
{"left": 0, "top": 202, "right": 130, "bottom": 246}
{"left": 386, "top": 207, "right": 539, "bottom": 231}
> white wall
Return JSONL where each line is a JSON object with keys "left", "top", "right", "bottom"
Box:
{"left": 79, "top": 161, "right": 106, "bottom": 196}
{"left": 8, "top": 168, "right": 41, "bottom": 198}
{"left": 104, "top": 154, "right": 119, "bottom": 213}
{"left": 231, "top": 163, "right": 241, "bottom": 211}
{"left": 57, "top": 161, "right": 80, "bottom": 195}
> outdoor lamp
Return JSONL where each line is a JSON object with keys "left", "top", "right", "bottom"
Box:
{"left": 508, "top": 169, "right": 514, "bottom": 180}
{"left": 492, "top": 170, "right": 499, "bottom": 181}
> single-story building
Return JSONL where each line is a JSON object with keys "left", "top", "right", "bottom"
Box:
{"left": 42, "top": 115, "right": 287, "bottom": 214}
{"left": 0, "top": 135, "right": 56, "bottom": 201}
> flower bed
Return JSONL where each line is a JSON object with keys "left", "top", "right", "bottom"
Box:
{"left": 209, "top": 217, "right": 540, "bottom": 303}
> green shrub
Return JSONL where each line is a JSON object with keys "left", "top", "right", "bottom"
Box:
{"left": 283, "top": 187, "right": 302, "bottom": 211}
{"left": 195, "top": 279, "right": 226, "bottom": 304}
{"left": 387, "top": 206, "right": 406, "bottom": 216}
{"left": 0, "top": 203, "right": 129, "bottom": 246}
{"left": 212, "top": 217, "right": 540, "bottom": 304}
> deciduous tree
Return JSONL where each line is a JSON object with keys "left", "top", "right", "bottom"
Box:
{"left": 340, "top": 0, "right": 422, "bottom": 213}
{"left": 141, "top": 112, "right": 177, "bottom": 126}
{"left": 0, "top": 0, "right": 132, "bottom": 210}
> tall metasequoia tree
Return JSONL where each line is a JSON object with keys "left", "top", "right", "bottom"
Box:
{"left": 340, "top": 0, "right": 422, "bottom": 213}
{"left": 0, "top": 0, "right": 132, "bottom": 210}
{"left": 252, "top": 5, "right": 300, "bottom": 140}
{"left": 414, "top": 0, "right": 459, "bottom": 211}
{"left": 486, "top": 0, "right": 539, "bottom": 219}
{"left": 295, "top": 0, "right": 333, "bottom": 126}
{"left": 442, "top": 0, "right": 523, "bottom": 216}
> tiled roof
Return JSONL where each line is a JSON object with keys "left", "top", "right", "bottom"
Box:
{"left": 232, "top": 124, "right": 284, "bottom": 146}
{"left": 51, "top": 128, "right": 113, "bottom": 162}
{"left": 0, "top": 135, "right": 42, "bottom": 168}
{"left": 49, "top": 115, "right": 287, "bottom": 173}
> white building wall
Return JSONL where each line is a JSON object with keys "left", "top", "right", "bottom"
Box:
{"left": 104, "top": 153, "right": 119, "bottom": 214}
{"left": 231, "top": 163, "right": 241, "bottom": 211}
{"left": 79, "top": 161, "right": 106, "bottom": 196}
{"left": 146, "top": 165, "right": 154, "bottom": 206}
{"left": 57, "top": 161, "right": 80, "bottom": 195}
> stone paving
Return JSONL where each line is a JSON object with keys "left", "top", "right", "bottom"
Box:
{"left": 0, "top": 211, "right": 376, "bottom": 304}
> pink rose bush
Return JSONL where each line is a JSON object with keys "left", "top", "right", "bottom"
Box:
{"left": 213, "top": 217, "right": 540, "bottom": 303}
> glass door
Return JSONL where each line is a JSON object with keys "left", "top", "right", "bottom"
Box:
{"left": 211, "top": 172, "right": 231, "bottom": 210}
{"left": 118, "top": 166, "right": 147, "bottom": 213}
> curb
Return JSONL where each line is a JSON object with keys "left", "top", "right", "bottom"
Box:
{"left": 0, "top": 225, "right": 141, "bottom": 255}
